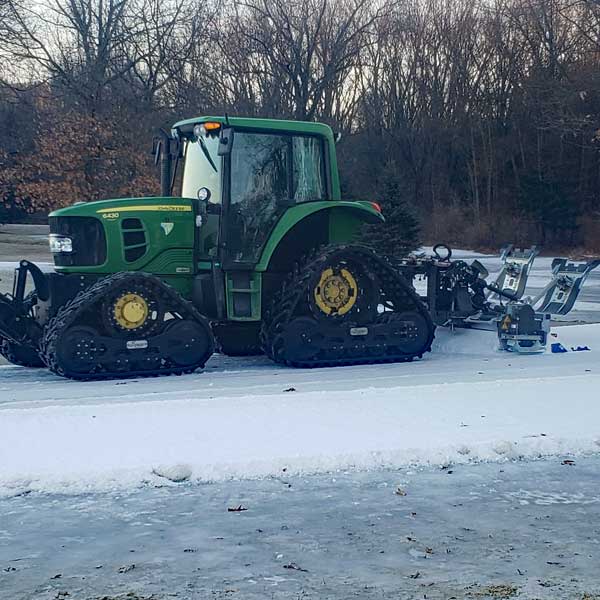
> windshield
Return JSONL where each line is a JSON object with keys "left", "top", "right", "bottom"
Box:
{"left": 181, "top": 136, "right": 221, "bottom": 203}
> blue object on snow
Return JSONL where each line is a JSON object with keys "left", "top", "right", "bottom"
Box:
{"left": 571, "top": 345, "right": 591, "bottom": 352}
{"left": 551, "top": 342, "right": 568, "bottom": 353}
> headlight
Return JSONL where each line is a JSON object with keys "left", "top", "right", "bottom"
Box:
{"left": 49, "top": 234, "right": 73, "bottom": 253}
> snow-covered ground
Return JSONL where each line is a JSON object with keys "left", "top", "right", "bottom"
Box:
{"left": 1, "top": 247, "right": 599, "bottom": 497}
{"left": 1, "top": 324, "right": 599, "bottom": 498}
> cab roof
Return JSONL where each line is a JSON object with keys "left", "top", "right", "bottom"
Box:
{"left": 172, "top": 115, "right": 334, "bottom": 139}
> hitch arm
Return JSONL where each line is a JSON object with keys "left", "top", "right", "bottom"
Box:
{"left": 13, "top": 260, "right": 50, "bottom": 303}
{"left": 485, "top": 282, "right": 518, "bottom": 302}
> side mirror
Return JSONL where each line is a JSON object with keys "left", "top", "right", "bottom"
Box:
{"left": 173, "top": 137, "right": 183, "bottom": 159}
{"left": 197, "top": 187, "right": 211, "bottom": 203}
{"left": 218, "top": 127, "right": 234, "bottom": 156}
{"left": 152, "top": 138, "right": 162, "bottom": 165}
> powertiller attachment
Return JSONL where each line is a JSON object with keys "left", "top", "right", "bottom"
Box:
{"left": 495, "top": 305, "right": 550, "bottom": 354}
{"left": 0, "top": 261, "right": 47, "bottom": 365}
{"left": 0, "top": 261, "right": 47, "bottom": 345}
{"left": 397, "top": 245, "right": 599, "bottom": 354}
{"left": 534, "top": 258, "right": 600, "bottom": 315}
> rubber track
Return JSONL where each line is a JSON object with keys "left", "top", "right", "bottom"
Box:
{"left": 261, "top": 244, "right": 436, "bottom": 367}
{"left": 40, "top": 271, "right": 214, "bottom": 380}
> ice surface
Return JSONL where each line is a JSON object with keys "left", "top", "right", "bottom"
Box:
{"left": 3, "top": 458, "right": 600, "bottom": 600}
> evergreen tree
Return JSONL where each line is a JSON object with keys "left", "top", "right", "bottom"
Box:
{"left": 362, "top": 164, "right": 421, "bottom": 258}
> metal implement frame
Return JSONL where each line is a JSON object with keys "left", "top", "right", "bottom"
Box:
{"left": 0, "top": 261, "right": 47, "bottom": 345}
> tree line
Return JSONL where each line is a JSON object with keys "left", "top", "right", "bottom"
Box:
{"left": 1, "top": 0, "right": 599, "bottom": 252}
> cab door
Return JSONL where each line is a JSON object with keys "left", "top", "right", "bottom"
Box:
{"left": 222, "top": 131, "right": 290, "bottom": 266}
{"left": 222, "top": 130, "right": 327, "bottom": 267}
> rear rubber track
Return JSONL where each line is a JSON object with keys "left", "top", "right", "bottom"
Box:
{"left": 261, "top": 244, "right": 435, "bottom": 367}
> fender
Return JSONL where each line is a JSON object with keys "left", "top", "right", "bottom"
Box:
{"left": 256, "top": 200, "right": 384, "bottom": 272}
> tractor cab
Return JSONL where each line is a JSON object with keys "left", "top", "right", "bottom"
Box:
{"left": 166, "top": 117, "right": 340, "bottom": 267}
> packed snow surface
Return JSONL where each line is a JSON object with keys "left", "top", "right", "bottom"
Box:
{"left": 1, "top": 324, "right": 599, "bottom": 497}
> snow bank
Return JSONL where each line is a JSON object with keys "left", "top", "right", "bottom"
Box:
{"left": 1, "top": 324, "right": 599, "bottom": 497}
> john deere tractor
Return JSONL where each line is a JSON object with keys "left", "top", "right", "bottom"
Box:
{"left": 0, "top": 116, "right": 436, "bottom": 379}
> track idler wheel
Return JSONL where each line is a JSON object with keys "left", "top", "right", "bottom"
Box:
{"left": 55, "top": 326, "right": 104, "bottom": 375}
{"left": 377, "top": 311, "right": 433, "bottom": 358}
{"left": 271, "top": 317, "right": 322, "bottom": 364}
{"left": 162, "top": 319, "right": 214, "bottom": 368}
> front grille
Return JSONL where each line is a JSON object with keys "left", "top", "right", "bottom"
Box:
{"left": 49, "top": 216, "right": 107, "bottom": 267}
{"left": 121, "top": 218, "right": 148, "bottom": 262}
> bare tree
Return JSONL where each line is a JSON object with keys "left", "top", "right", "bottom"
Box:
{"left": 2, "top": 0, "right": 600, "bottom": 250}
{"left": 122, "top": 0, "right": 212, "bottom": 111}
{"left": 3, "top": 0, "right": 145, "bottom": 110}
{"left": 227, "top": 0, "right": 383, "bottom": 123}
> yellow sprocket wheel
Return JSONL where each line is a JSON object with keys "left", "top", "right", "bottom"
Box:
{"left": 113, "top": 292, "right": 149, "bottom": 330}
{"left": 313, "top": 267, "right": 358, "bottom": 316}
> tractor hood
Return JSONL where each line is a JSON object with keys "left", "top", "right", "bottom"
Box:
{"left": 49, "top": 197, "right": 193, "bottom": 220}
{"left": 48, "top": 197, "right": 196, "bottom": 274}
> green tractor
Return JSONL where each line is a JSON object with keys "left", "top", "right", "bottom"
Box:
{"left": 0, "top": 116, "right": 436, "bottom": 379}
